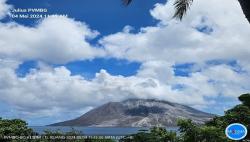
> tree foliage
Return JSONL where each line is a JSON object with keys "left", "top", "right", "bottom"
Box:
{"left": 0, "top": 118, "right": 35, "bottom": 141}
{"left": 173, "top": 0, "right": 193, "bottom": 20}
{"left": 177, "top": 119, "right": 228, "bottom": 142}
{"left": 121, "top": 127, "right": 178, "bottom": 142}
{"left": 239, "top": 93, "right": 250, "bottom": 107}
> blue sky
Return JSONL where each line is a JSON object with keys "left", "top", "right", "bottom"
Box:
{"left": 0, "top": 0, "right": 250, "bottom": 126}
{"left": 7, "top": 0, "right": 164, "bottom": 33}
{"left": 9, "top": 0, "right": 163, "bottom": 80}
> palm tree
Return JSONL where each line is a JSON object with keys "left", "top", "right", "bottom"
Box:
{"left": 122, "top": 0, "right": 250, "bottom": 23}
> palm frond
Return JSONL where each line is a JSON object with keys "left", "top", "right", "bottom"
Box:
{"left": 122, "top": 0, "right": 133, "bottom": 6}
{"left": 238, "top": 0, "right": 250, "bottom": 23}
{"left": 173, "top": 0, "right": 193, "bottom": 20}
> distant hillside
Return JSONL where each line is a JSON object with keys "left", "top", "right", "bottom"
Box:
{"left": 51, "top": 99, "right": 215, "bottom": 127}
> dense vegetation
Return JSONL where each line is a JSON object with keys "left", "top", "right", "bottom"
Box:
{"left": 0, "top": 118, "right": 36, "bottom": 142}
{"left": 0, "top": 93, "right": 249, "bottom": 142}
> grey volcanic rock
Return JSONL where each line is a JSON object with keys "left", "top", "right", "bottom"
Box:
{"left": 51, "top": 99, "right": 215, "bottom": 127}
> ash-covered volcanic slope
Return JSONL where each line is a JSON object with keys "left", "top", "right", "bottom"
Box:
{"left": 51, "top": 99, "right": 215, "bottom": 127}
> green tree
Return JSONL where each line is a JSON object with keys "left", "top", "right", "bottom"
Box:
{"left": 207, "top": 93, "right": 250, "bottom": 140}
{"left": 0, "top": 118, "right": 36, "bottom": 142}
{"left": 239, "top": 93, "right": 250, "bottom": 107}
{"left": 177, "top": 119, "right": 199, "bottom": 142}
{"left": 121, "top": 127, "right": 178, "bottom": 142}
{"left": 150, "top": 127, "right": 177, "bottom": 142}
{"left": 198, "top": 126, "right": 227, "bottom": 142}
{"left": 177, "top": 119, "right": 229, "bottom": 142}
{"left": 122, "top": 0, "right": 250, "bottom": 23}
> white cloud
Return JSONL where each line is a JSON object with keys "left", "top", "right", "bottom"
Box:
{"left": 0, "top": 59, "right": 213, "bottom": 118}
{"left": 0, "top": 0, "right": 11, "bottom": 19}
{"left": 0, "top": 0, "right": 250, "bottom": 122}
{"left": 2, "top": 59, "right": 248, "bottom": 119}
{"left": 176, "top": 65, "right": 249, "bottom": 97}
{"left": 101, "top": 0, "right": 250, "bottom": 64}
{"left": 0, "top": 16, "right": 105, "bottom": 64}
{"left": 98, "top": 0, "right": 250, "bottom": 110}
